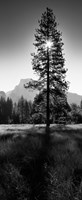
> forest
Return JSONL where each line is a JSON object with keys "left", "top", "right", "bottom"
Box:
{"left": 0, "top": 95, "right": 82, "bottom": 124}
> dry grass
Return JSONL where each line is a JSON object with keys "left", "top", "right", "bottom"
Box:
{"left": 0, "top": 125, "right": 82, "bottom": 199}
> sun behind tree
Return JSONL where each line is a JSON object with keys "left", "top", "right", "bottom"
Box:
{"left": 25, "top": 7, "right": 68, "bottom": 132}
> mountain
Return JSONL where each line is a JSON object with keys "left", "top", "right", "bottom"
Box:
{"left": 6, "top": 79, "right": 39, "bottom": 103}
{"left": 6, "top": 79, "right": 82, "bottom": 105}
{"left": 67, "top": 92, "right": 82, "bottom": 106}
{"left": 0, "top": 79, "right": 82, "bottom": 105}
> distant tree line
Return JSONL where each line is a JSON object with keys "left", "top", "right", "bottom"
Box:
{"left": 0, "top": 95, "right": 82, "bottom": 124}
{"left": 0, "top": 96, "right": 32, "bottom": 124}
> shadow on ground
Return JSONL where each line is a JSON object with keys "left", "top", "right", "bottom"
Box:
{"left": 0, "top": 126, "right": 82, "bottom": 199}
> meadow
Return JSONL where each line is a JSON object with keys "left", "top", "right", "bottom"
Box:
{"left": 0, "top": 124, "right": 82, "bottom": 199}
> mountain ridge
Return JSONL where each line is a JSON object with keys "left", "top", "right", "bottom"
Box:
{"left": 0, "top": 78, "right": 82, "bottom": 105}
{"left": 67, "top": 92, "right": 82, "bottom": 106}
{"left": 6, "top": 78, "right": 39, "bottom": 103}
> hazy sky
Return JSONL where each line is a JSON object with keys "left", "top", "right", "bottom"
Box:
{"left": 0, "top": 0, "right": 82, "bottom": 94}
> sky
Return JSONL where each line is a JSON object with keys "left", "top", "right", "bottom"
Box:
{"left": 0, "top": 0, "right": 82, "bottom": 94}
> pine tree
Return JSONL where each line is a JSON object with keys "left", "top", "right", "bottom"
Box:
{"left": 80, "top": 100, "right": 82, "bottom": 109}
{"left": 26, "top": 8, "right": 68, "bottom": 129}
{"left": 6, "top": 98, "right": 13, "bottom": 123}
{"left": 18, "top": 96, "right": 25, "bottom": 123}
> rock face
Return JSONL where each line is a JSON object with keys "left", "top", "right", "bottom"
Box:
{"left": 6, "top": 79, "right": 39, "bottom": 103}
{"left": 0, "top": 78, "right": 81, "bottom": 105}
{"left": 0, "top": 91, "right": 6, "bottom": 99}
{"left": 67, "top": 92, "right": 82, "bottom": 106}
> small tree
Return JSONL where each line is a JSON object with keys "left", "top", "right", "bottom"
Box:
{"left": 25, "top": 8, "right": 68, "bottom": 130}
{"left": 6, "top": 98, "right": 13, "bottom": 123}
{"left": 32, "top": 93, "right": 46, "bottom": 124}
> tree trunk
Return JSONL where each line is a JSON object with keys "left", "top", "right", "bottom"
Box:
{"left": 46, "top": 47, "right": 50, "bottom": 133}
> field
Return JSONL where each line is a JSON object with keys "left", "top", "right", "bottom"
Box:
{"left": 0, "top": 124, "right": 82, "bottom": 199}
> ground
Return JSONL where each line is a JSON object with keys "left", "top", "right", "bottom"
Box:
{"left": 0, "top": 124, "right": 82, "bottom": 199}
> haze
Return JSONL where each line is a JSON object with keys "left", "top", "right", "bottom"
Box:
{"left": 0, "top": 0, "right": 82, "bottom": 95}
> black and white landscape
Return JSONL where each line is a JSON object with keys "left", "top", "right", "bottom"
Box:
{"left": 0, "top": 1, "right": 82, "bottom": 200}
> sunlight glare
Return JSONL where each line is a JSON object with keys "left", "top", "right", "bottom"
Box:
{"left": 45, "top": 40, "right": 52, "bottom": 49}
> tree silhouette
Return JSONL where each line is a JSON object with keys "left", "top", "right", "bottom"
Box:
{"left": 80, "top": 100, "right": 82, "bottom": 109}
{"left": 25, "top": 8, "right": 68, "bottom": 131}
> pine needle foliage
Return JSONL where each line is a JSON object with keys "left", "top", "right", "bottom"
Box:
{"left": 26, "top": 7, "right": 68, "bottom": 96}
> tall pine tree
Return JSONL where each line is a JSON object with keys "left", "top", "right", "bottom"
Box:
{"left": 25, "top": 8, "right": 68, "bottom": 129}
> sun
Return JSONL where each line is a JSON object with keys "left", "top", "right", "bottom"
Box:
{"left": 45, "top": 40, "right": 52, "bottom": 49}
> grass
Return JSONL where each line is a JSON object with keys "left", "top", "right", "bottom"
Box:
{"left": 0, "top": 125, "right": 82, "bottom": 199}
